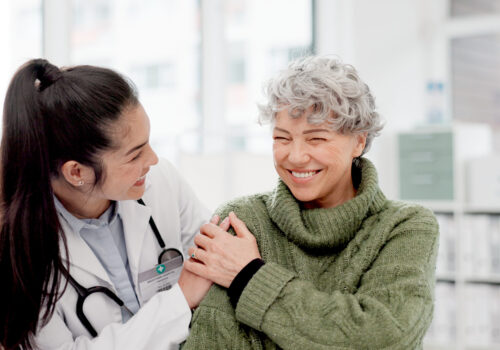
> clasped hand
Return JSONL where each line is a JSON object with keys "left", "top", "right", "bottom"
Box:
{"left": 184, "top": 212, "right": 261, "bottom": 288}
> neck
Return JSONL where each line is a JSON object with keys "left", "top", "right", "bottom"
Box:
{"left": 52, "top": 179, "right": 111, "bottom": 219}
{"left": 303, "top": 185, "right": 357, "bottom": 209}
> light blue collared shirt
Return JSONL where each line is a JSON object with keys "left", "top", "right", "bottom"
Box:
{"left": 55, "top": 197, "right": 140, "bottom": 322}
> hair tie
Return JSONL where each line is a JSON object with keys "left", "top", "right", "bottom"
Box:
{"left": 33, "top": 59, "right": 62, "bottom": 91}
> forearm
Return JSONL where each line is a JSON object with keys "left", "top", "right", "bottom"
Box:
{"left": 182, "top": 288, "right": 255, "bottom": 350}
{"left": 235, "top": 262, "right": 433, "bottom": 350}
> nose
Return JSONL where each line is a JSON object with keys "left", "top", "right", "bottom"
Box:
{"left": 147, "top": 144, "right": 159, "bottom": 166}
{"left": 288, "top": 141, "right": 310, "bottom": 165}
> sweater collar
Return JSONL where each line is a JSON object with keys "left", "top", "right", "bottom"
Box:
{"left": 265, "top": 158, "right": 387, "bottom": 251}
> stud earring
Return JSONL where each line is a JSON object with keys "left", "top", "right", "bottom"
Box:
{"left": 78, "top": 180, "right": 84, "bottom": 186}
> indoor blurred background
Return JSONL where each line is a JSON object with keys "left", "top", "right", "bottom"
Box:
{"left": 1, "top": 0, "right": 500, "bottom": 349}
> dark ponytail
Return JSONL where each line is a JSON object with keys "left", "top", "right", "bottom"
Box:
{"left": 0, "top": 59, "right": 138, "bottom": 349}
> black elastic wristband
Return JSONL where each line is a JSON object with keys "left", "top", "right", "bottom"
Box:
{"left": 228, "top": 258, "right": 265, "bottom": 308}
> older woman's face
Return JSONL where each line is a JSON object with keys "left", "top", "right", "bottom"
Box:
{"left": 273, "top": 109, "right": 366, "bottom": 209}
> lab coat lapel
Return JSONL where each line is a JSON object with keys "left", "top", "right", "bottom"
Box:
{"left": 60, "top": 219, "right": 113, "bottom": 286}
{"left": 119, "top": 199, "right": 151, "bottom": 287}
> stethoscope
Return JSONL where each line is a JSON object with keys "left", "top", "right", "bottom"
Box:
{"left": 61, "top": 198, "right": 183, "bottom": 337}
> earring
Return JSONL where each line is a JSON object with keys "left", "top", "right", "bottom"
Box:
{"left": 78, "top": 180, "right": 84, "bottom": 186}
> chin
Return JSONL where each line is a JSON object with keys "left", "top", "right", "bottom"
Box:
{"left": 127, "top": 188, "right": 146, "bottom": 200}
{"left": 289, "top": 189, "right": 317, "bottom": 203}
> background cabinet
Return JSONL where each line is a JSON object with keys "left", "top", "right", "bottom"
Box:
{"left": 398, "top": 127, "right": 500, "bottom": 350}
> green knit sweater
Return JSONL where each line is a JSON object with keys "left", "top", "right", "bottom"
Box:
{"left": 183, "top": 158, "right": 439, "bottom": 350}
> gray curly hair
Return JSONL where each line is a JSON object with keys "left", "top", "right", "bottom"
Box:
{"left": 258, "top": 56, "right": 384, "bottom": 155}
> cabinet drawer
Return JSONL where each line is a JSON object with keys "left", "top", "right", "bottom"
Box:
{"left": 399, "top": 152, "right": 453, "bottom": 174}
{"left": 399, "top": 170, "right": 454, "bottom": 200}
{"left": 398, "top": 132, "right": 453, "bottom": 154}
{"left": 398, "top": 131, "right": 454, "bottom": 200}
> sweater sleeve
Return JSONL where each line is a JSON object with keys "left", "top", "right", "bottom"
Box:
{"left": 234, "top": 210, "right": 439, "bottom": 350}
{"left": 184, "top": 198, "right": 439, "bottom": 350}
{"left": 181, "top": 287, "right": 256, "bottom": 349}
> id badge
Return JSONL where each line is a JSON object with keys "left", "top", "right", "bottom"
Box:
{"left": 138, "top": 255, "right": 183, "bottom": 304}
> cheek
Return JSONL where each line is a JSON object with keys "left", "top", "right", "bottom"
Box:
{"left": 127, "top": 167, "right": 143, "bottom": 183}
{"left": 273, "top": 144, "right": 287, "bottom": 163}
{"left": 324, "top": 141, "right": 352, "bottom": 159}
{"left": 312, "top": 145, "right": 337, "bottom": 164}
{"left": 114, "top": 165, "right": 141, "bottom": 185}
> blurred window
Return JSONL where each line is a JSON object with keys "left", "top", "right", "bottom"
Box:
{"left": 0, "top": 0, "right": 43, "bottom": 113}
{"left": 70, "top": 0, "right": 312, "bottom": 159}
{"left": 451, "top": 33, "right": 500, "bottom": 126}
{"left": 223, "top": 0, "right": 313, "bottom": 154}
{"left": 71, "top": 0, "right": 201, "bottom": 161}
{"left": 1, "top": 0, "right": 312, "bottom": 161}
{"left": 451, "top": 0, "right": 500, "bottom": 17}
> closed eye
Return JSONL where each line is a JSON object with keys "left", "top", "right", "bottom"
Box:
{"left": 130, "top": 151, "right": 143, "bottom": 161}
{"left": 310, "top": 138, "right": 327, "bottom": 141}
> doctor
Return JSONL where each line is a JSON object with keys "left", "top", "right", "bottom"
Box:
{"left": 0, "top": 59, "right": 221, "bottom": 350}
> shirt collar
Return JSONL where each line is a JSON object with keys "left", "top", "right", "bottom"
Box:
{"left": 54, "top": 196, "right": 120, "bottom": 234}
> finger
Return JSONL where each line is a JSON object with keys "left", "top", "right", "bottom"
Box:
{"left": 187, "top": 246, "right": 208, "bottom": 262}
{"left": 210, "top": 215, "right": 220, "bottom": 225}
{"left": 193, "top": 234, "right": 210, "bottom": 249}
{"left": 187, "top": 246, "right": 198, "bottom": 260}
{"left": 193, "top": 233, "right": 212, "bottom": 249}
{"left": 200, "top": 222, "right": 224, "bottom": 239}
{"left": 199, "top": 223, "right": 216, "bottom": 238}
{"left": 229, "top": 212, "right": 251, "bottom": 238}
{"left": 183, "top": 258, "right": 208, "bottom": 277}
{"left": 219, "top": 216, "right": 230, "bottom": 231}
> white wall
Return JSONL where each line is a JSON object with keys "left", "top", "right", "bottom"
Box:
{"left": 179, "top": 152, "right": 277, "bottom": 212}
{"left": 0, "top": 1, "right": 11, "bottom": 110}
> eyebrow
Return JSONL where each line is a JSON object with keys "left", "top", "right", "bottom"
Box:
{"left": 125, "top": 141, "right": 148, "bottom": 156}
{"left": 273, "top": 127, "right": 330, "bottom": 135}
{"left": 303, "top": 128, "right": 330, "bottom": 134}
{"left": 273, "top": 127, "right": 290, "bottom": 134}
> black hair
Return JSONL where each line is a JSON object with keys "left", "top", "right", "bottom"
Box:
{"left": 0, "top": 58, "right": 138, "bottom": 349}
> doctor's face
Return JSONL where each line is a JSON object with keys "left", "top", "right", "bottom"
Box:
{"left": 97, "top": 103, "right": 159, "bottom": 201}
{"left": 272, "top": 109, "right": 366, "bottom": 209}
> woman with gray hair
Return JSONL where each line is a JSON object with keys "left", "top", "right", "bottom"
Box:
{"left": 182, "top": 56, "right": 438, "bottom": 349}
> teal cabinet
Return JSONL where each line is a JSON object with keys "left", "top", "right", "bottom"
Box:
{"left": 398, "top": 132, "right": 454, "bottom": 200}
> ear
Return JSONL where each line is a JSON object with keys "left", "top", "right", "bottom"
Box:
{"left": 352, "top": 133, "right": 367, "bottom": 158}
{"left": 60, "top": 161, "right": 93, "bottom": 187}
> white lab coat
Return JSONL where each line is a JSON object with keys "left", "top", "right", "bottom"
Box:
{"left": 34, "top": 159, "right": 211, "bottom": 350}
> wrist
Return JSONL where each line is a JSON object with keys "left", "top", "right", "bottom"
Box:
{"left": 227, "top": 258, "right": 265, "bottom": 308}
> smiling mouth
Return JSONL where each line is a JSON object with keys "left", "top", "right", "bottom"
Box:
{"left": 134, "top": 174, "right": 147, "bottom": 186}
{"left": 289, "top": 170, "right": 321, "bottom": 178}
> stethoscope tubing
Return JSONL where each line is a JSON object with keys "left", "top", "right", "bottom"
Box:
{"left": 61, "top": 198, "right": 181, "bottom": 337}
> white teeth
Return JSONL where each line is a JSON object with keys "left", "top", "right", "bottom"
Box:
{"left": 137, "top": 175, "right": 146, "bottom": 181}
{"left": 291, "top": 171, "right": 317, "bottom": 178}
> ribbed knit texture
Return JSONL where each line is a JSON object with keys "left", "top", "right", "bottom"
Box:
{"left": 228, "top": 258, "right": 266, "bottom": 307}
{"left": 182, "top": 158, "right": 439, "bottom": 350}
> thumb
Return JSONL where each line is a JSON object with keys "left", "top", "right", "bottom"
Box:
{"left": 229, "top": 212, "right": 251, "bottom": 238}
